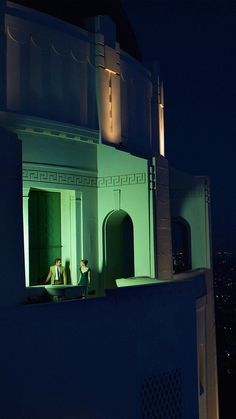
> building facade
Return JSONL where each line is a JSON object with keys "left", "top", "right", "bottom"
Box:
{"left": 0, "top": 2, "right": 218, "bottom": 418}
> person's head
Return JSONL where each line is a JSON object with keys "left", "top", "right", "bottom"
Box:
{"left": 80, "top": 259, "right": 88, "bottom": 267}
{"left": 55, "top": 258, "right": 62, "bottom": 267}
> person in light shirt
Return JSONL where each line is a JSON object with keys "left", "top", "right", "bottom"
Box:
{"left": 45, "top": 258, "right": 66, "bottom": 285}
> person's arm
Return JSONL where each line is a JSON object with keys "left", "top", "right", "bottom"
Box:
{"left": 88, "top": 269, "right": 91, "bottom": 286}
{"left": 45, "top": 267, "right": 51, "bottom": 284}
{"left": 78, "top": 268, "right": 81, "bottom": 285}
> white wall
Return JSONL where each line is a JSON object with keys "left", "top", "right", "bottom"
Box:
{"left": 120, "top": 51, "right": 152, "bottom": 155}
{"left": 3, "top": 4, "right": 154, "bottom": 156}
{"left": 97, "top": 145, "right": 152, "bottom": 279}
{"left": 5, "top": 9, "right": 98, "bottom": 129}
{"left": 170, "top": 168, "right": 212, "bottom": 270}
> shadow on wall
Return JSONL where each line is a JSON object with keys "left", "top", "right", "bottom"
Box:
{"left": 65, "top": 259, "right": 71, "bottom": 284}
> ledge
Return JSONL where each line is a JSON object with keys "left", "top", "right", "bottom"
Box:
{"left": 0, "top": 111, "right": 100, "bottom": 144}
{"left": 25, "top": 284, "right": 84, "bottom": 303}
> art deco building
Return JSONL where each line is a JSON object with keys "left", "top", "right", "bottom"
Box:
{"left": 0, "top": 1, "right": 219, "bottom": 418}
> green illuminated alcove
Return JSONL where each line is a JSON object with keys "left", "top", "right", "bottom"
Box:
{"left": 28, "top": 189, "right": 61, "bottom": 285}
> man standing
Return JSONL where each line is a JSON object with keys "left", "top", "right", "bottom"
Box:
{"left": 45, "top": 258, "right": 66, "bottom": 285}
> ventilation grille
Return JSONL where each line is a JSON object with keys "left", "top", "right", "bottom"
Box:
{"left": 141, "top": 368, "right": 183, "bottom": 419}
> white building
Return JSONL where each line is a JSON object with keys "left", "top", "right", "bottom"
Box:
{"left": 0, "top": 2, "right": 219, "bottom": 418}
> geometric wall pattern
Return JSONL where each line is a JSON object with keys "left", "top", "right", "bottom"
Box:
{"left": 141, "top": 369, "right": 183, "bottom": 419}
{"left": 23, "top": 167, "right": 146, "bottom": 188}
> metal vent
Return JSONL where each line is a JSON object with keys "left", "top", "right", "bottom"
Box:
{"left": 141, "top": 368, "right": 183, "bottom": 419}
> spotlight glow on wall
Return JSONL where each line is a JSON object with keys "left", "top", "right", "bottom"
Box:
{"left": 101, "top": 68, "right": 121, "bottom": 144}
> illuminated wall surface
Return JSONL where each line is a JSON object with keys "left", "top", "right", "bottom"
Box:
{"left": 170, "top": 168, "right": 212, "bottom": 270}
{"left": 0, "top": 2, "right": 218, "bottom": 419}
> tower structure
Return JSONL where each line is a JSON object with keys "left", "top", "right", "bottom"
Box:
{"left": 0, "top": 2, "right": 218, "bottom": 418}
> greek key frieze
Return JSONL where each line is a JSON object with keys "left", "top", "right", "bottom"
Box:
{"left": 97, "top": 173, "right": 146, "bottom": 187}
{"left": 23, "top": 169, "right": 97, "bottom": 187}
{"left": 23, "top": 168, "right": 146, "bottom": 188}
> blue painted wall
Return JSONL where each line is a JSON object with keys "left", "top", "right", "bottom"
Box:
{"left": 0, "top": 277, "right": 203, "bottom": 419}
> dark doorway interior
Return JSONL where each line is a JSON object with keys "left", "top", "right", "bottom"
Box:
{"left": 29, "top": 189, "right": 61, "bottom": 285}
{"left": 172, "top": 217, "right": 192, "bottom": 274}
{"left": 104, "top": 210, "right": 134, "bottom": 289}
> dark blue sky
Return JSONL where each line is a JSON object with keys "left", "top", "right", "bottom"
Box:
{"left": 122, "top": 0, "right": 236, "bottom": 252}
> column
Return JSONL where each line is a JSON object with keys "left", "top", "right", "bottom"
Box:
{"left": 0, "top": 127, "right": 25, "bottom": 305}
{"left": 23, "top": 187, "right": 30, "bottom": 286}
{"left": 74, "top": 191, "right": 82, "bottom": 283}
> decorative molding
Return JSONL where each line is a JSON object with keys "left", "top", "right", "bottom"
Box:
{"left": 204, "top": 183, "right": 211, "bottom": 204}
{"left": 149, "top": 165, "right": 156, "bottom": 190}
{"left": 97, "top": 173, "right": 146, "bottom": 188}
{"left": 113, "top": 189, "right": 121, "bottom": 210}
{"left": 23, "top": 167, "right": 146, "bottom": 188}
{"left": 7, "top": 25, "right": 95, "bottom": 67}
{"left": 23, "top": 168, "right": 97, "bottom": 187}
{"left": 0, "top": 111, "right": 99, "bottom": 143}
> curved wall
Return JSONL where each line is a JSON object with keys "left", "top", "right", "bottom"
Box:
{"left": 3, "top": 2, "right": 154, "bottom": 155}
{"left": 5, "top": 6, "right": 98, "bottom": 129}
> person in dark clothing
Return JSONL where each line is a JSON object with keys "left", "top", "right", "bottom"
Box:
{"left": 78, "top": 259, "right": 91, "bottom": 298}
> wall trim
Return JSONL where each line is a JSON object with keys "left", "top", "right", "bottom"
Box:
{"left": 23, "top": 163, "right": 146, "bottom": 188}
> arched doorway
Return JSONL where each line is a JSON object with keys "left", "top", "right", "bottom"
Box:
{"left": 103, "top": 210, "right": 134, "bottom": 289}
{"left": 171, "top": 217, "right": 192, "bottom": 274}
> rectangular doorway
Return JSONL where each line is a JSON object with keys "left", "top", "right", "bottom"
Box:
{"left": 29, "top": 189, "right": 61, "bottom": 285}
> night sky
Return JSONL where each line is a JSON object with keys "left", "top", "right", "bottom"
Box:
{"left": 122, "top": 0, "right": 236, "bottom": 253}
{"left": 14, "top": 0, "right": 236, "bottom": 253}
